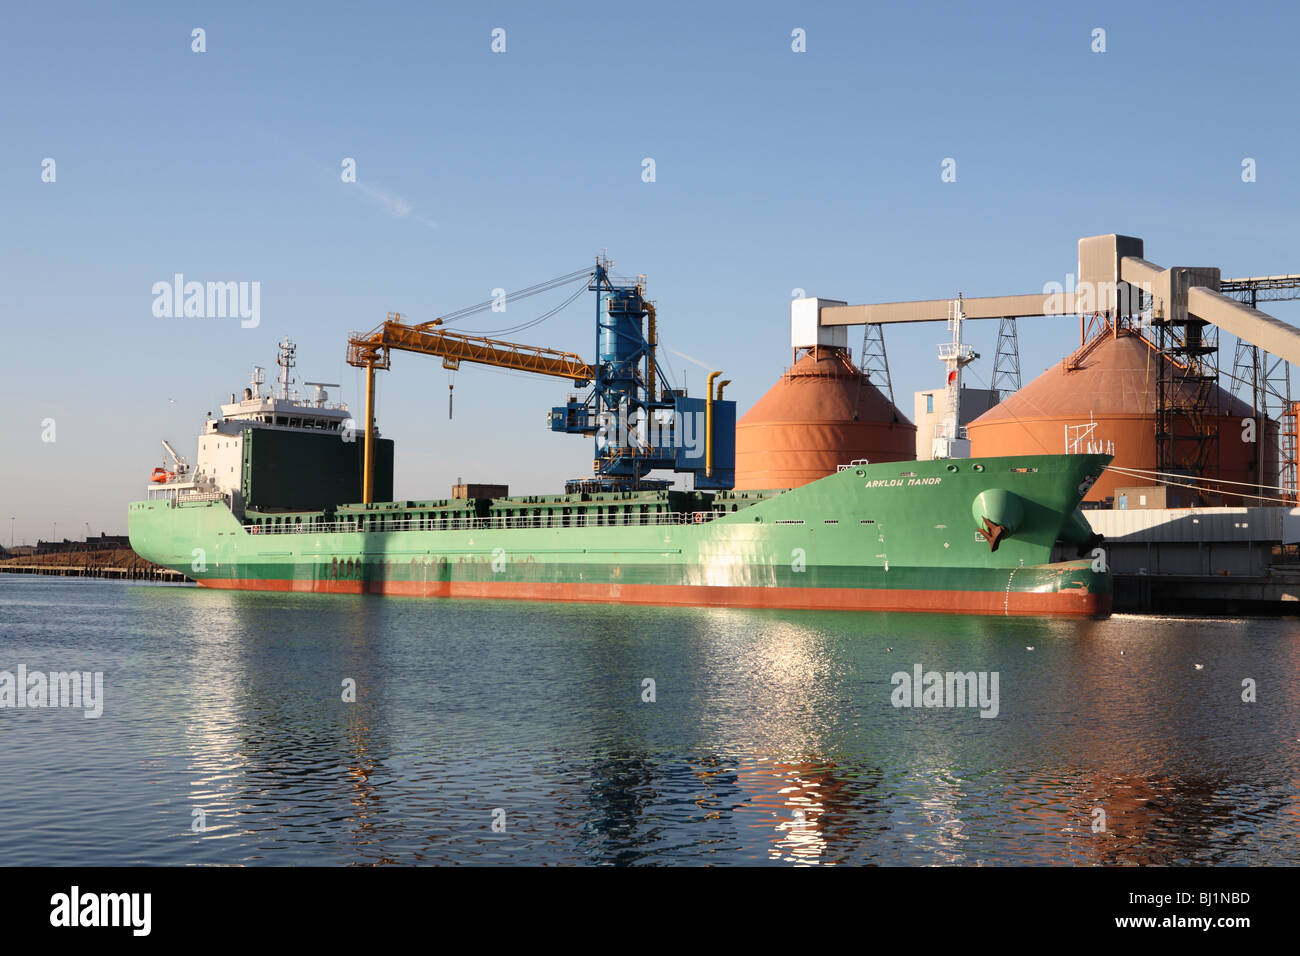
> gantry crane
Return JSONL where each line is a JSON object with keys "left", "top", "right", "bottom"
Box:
{"left": 345, "top": 258, "right": 736, "bottom": 503}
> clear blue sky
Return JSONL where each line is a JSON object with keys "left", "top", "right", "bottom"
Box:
{"left": 3, "top": 0, "right": 1299, "bottom": 543}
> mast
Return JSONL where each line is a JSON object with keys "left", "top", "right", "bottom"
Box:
{"left": 933, "top": 295, "right": 978, "bottom": 459}
{"left": 276, "top": 339, "right": 297, "bottom": 400}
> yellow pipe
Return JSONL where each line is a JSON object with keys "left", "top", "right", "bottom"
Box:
{"left": 716, "top": 379, "right": 731, "bottom": 401}
{"left": 363, "top": 361, "right": 376, "bottom": 504}
{"left": 646, "top": 303, "right": 657, "bottom": 403}
{"left": 706, "top": 370, "right": 722, "bottom": 477}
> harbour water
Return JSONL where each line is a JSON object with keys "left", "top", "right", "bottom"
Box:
{"left": 2, "top": 575, "right": 1298, "bottom": 866}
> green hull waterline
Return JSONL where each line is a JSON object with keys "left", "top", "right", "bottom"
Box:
{"left": 128, "top": 453, "right": 1113, "bottom": 616}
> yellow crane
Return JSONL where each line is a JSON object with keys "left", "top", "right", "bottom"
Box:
{"left": 346, "top": 313, "right": 595, "bottom": 504}
{"left": 345, "top": 260, "right": 734, "bottom": 502}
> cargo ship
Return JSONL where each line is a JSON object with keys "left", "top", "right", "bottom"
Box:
{"left": 128, "top": 353, "right": 1111, "bottom": 617}
{"left": 128, "top": 264, "right": 1112, "bottom": 616}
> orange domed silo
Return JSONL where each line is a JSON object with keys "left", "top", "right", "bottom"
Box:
{"left": 967, "top": 330, "right": 1277, "bottom": 505}
{"left": 735, "top": 346, "right": 916, "bottom": 489}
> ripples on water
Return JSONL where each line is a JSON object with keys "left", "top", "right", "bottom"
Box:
{"left": 1, "top": 577, "right": 1298, "bottom": 865}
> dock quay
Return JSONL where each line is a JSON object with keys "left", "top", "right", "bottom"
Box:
{"left": 1086, "top": 506, "right": 1300, "bottom": 614}
{"left": 0, "top": 563, "right": 190, "bottom": 582}
{"left": 0, "top": 543, "right": 191, "bottom": 584}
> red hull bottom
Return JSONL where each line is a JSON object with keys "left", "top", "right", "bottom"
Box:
{"left": 198, "top": 578, "right": 1111, "bottom": 618}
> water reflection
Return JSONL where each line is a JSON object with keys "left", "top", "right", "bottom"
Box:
{"left": 22, "top": 583, "right": 1290, "bottom": 865}
{"left": 158, "top": 590, "right": 396, "bottom": 862}
{"left": 736, "top": 760, "right": 864, "bottom": 866}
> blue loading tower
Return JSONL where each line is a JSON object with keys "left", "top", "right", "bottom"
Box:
{"left": 548, "top": 258, "right": 735, "bottom": 492}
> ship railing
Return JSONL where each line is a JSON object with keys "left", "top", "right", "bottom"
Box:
{"left": 176, "top": 491, "right": 227, "bottom": 503}
{"left": 163, "top": 490, "right": 229, "bottom": 506}
{"left": 243, "top": 510, "right": 732, "bottom": 535}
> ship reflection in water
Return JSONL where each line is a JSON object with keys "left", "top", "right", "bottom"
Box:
{"left": 2, "top": 578, "right": 1298, "bottom": 865}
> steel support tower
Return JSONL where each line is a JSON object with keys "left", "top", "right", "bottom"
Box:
{"left": 1224, "top": 276, "right": 1300, "bottom": 501}
{"left": 990, "top": 316, "right": 1022, "bottom": 401}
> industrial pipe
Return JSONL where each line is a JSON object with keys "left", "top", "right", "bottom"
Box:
{"left": 716, "top": 379, "right": 731, "bottom": 401}
{"left": 706, "top": 370, "right": 722, "bottom": 477}
{"left": 645, "top": 303, "right": 657, "bottom": 403}
{"left": 363, "top": 361, "right": 376, "bottom": 504}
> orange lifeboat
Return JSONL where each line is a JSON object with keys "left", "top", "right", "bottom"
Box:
{"left": 150, "top": 468, "right": 171, "bottom": 483}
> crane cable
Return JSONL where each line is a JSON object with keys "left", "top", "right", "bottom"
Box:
{"left": 471, "top": 282, "right": 589, "bottom": 337}
{"left": 415, "top": 264, "right": 687, "bottom": 403}
{"left": 424, "top": 267, "right": 594, "bottom": 418}
{"left": 422, "top": 267, "right": 594, "bottom": 329}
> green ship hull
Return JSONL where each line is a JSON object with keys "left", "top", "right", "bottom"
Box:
{"left": 129, "top": 453, "right": 1112, "bottom": 617}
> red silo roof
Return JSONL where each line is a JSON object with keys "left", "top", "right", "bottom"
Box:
{"left": 967, "top": 330, "right": 1271, "bottom": 504}
{"left": 735, "top": 347, "right": 916, "bottom": 489}
{"left": 969, "top": 331, "right": 1253, "bottom": 427}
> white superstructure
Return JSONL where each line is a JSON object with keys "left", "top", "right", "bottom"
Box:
{"left": 145, "top": 340, "right": 359, "bottom": 507}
